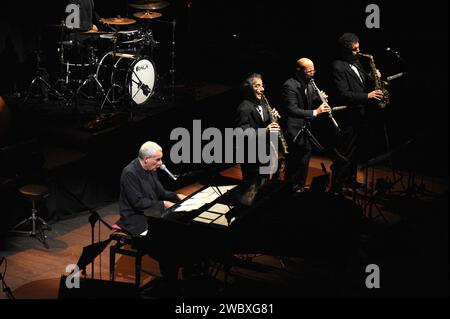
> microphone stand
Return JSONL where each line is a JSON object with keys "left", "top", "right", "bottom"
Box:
{"left": 293, "top": 122, "right": 325, "bottom": 153}
{"left": 387, "top": 48, "right": 411, "bottom": 71}
{"left": 0, "top": 257, "right": 15, "bottom": 299}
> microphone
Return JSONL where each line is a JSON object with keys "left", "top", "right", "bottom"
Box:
{"left": 386, "top": 47, "right": 401, "bottom": 58}
{"left": 387, "top": 72, "right": 407, "bottom": 82}
{"left": 160, "top": 164, "right": 178, "bottom": 181}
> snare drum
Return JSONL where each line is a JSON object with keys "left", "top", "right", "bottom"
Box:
{"left": 96, "top": 51, "right": 156, "bottom": 105}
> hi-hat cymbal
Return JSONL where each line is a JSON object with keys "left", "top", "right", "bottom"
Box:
{"left": 133, "top": 11, "right": 162, "bottom": 19}
{"left": 129, "top": 1, "right": 169, "bottom": 10}
{"left": 102, "top": 17, "right": 136, "bottom": 25}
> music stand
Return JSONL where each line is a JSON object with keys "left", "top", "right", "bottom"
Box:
{"left": 75, "top": 237, "right": 113, "bottom": 279}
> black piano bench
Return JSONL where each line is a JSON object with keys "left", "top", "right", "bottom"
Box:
{"left": 109, "top": 230, "right": 145, "bottom": 288}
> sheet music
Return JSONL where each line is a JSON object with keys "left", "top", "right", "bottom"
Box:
{"left": 211, "top": 215, "right": 230, "bottom": 226}
{"left": 174, "top": 202, "right": 205, "bottom": 212}
{"left": 193, "top": 216, "right": 212, "bottom": 224}
{"left": 198, "top": 211, "right": 221, "bottom": 220}
{"left": 174, "top": 185, "right": 237, "bottom": 212}
{"left": 207, "top": 203, "right": 232, "bottom": 214}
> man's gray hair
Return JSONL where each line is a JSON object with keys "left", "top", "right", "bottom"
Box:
{"left": 138, "top": 141, "right": 162, "bottom": 159}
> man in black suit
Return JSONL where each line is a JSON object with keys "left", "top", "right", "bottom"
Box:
{"left": 330, "top": 33, "right": 384, "bottom": 193}
{"left": 281, "top": 58, "right": 330, "bottom": 190}
{"left": 235, "top": 73, "right": 280, "bottom": 181}
{"left": 116, "top": 141, "right": 186, "bottom": 236}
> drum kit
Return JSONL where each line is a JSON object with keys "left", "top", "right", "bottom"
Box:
{"left": 26, "top": 0, "right": 172, "bottom": 110}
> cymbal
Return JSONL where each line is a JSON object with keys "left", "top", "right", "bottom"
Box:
{"left": 80, "top": 31, "right": 115, "bottom": 35}
{"left": 129, "top": 1, "right": 169, "bottom": 10}
{"left": 133, "top": 11, "right": 162, "bottom": 19}
{"left": 102, "top": 17, "right": 136, "bottom": 25}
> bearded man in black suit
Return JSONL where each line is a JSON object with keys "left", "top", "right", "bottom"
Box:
{"left": 330, "top": 33, "right": 384, "bottom": 193}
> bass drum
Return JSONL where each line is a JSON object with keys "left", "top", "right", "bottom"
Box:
{"left": 96, "top": 51, "right": 156, "bottom": 105}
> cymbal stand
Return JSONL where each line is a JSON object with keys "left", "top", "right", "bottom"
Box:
{"left": 54, "top": 22, "right": 73, "bottom": 98}
{"left": 66, "top": 46, "right": 114, "bottom": 111}
{"left": 151, "top": 19, "right": 177, "bottom": 99}
{"left": 99, "top": 33, "right": 125, "bottom": 110}
{"left": 169, "top": 19, "right": 176, "bottom": 99}
{"left": 23, "top": 48, "right": 68, "bottom": 105}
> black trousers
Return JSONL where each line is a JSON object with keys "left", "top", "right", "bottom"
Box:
{"left": 286, "top": 140, "right": 312, "bottom": 189}
{"left": 330, "top": 122, "right": 371, "bottom": 192}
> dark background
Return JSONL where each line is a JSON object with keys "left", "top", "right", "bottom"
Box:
{"left": 0, "top": 0, "right": 449, "bottom": 178}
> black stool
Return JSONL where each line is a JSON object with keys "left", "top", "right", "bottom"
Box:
{"left": 10, "top": 184, "right": 51, "bottom": 248}
{"left": 109, "top": 231, "right": 145, "bottom": 288}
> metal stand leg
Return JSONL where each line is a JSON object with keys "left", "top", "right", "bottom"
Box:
{"left": 10, "top": 200, "right": 51, "bottom": 249}
{"left": 24, "top": 75, "right": 69, "bottom": 105}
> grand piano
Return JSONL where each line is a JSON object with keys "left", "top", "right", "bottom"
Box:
{"left": 139, "top": 174, "right": 362, "bottom": 277}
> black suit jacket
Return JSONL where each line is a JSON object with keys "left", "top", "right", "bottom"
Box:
{"left": 331, "top": 59, "right": 375, "bottom": 107}
{"left": 117, "top": 158, "right": 179, "bottom": 236}
{"left": 235, "top": 98, "right": 271, "bottom": 130}
{"left": 235, "top": 98, "right": 272, "bottom": 173}
{"left": 281, "top": 76, "right": 320, "bottom": 143}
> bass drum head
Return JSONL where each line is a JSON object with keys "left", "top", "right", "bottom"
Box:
{"left": 129, "top": 58, "right": 155, "bottom": 105}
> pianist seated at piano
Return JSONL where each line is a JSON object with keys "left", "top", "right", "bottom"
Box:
{"left": 115, "top": 141, "right": 186, "bottom": 236}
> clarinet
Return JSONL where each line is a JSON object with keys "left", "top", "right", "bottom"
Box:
{"left": 261, "top": 94, "right": 289, "bottom": 155}
{"left": 309, "top": 79, "right": 341, "bottom": 132}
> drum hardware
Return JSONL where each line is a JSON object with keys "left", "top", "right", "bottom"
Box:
{"left": 149, "top": 18, "right": 177, "bottom": 98}
{"left": 43, "top": 13, "right": 160, "bottom": 110}
{"left": 169, "top": 19, "right": 176, "bottom": 98}
{"left": 23, "top": 41, "right": 69, "bottom": 105}
{"left": 64, "top": 46, "right": 114, "bottom": 111}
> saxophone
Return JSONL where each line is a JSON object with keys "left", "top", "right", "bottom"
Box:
{"left": 359, "top": 53, "right": 390, "bottom": 109}
{"left": 261, "top": 94, "right": 289, "bottom": 155}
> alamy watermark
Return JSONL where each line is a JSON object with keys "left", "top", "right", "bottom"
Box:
{"left": 65, "top": 4, "right": 80, "bottom": 29}
{"left": 65, "top": 264, "right": 80, "bottom": 289}
{"left": 365, "top": 4, "right": 381, "bottom": 29}
{"left": 365, "top": 264, "right": 381, "bottom": 289}
{"left": 170, "top": 120, "right": 279, "bottom": 174}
